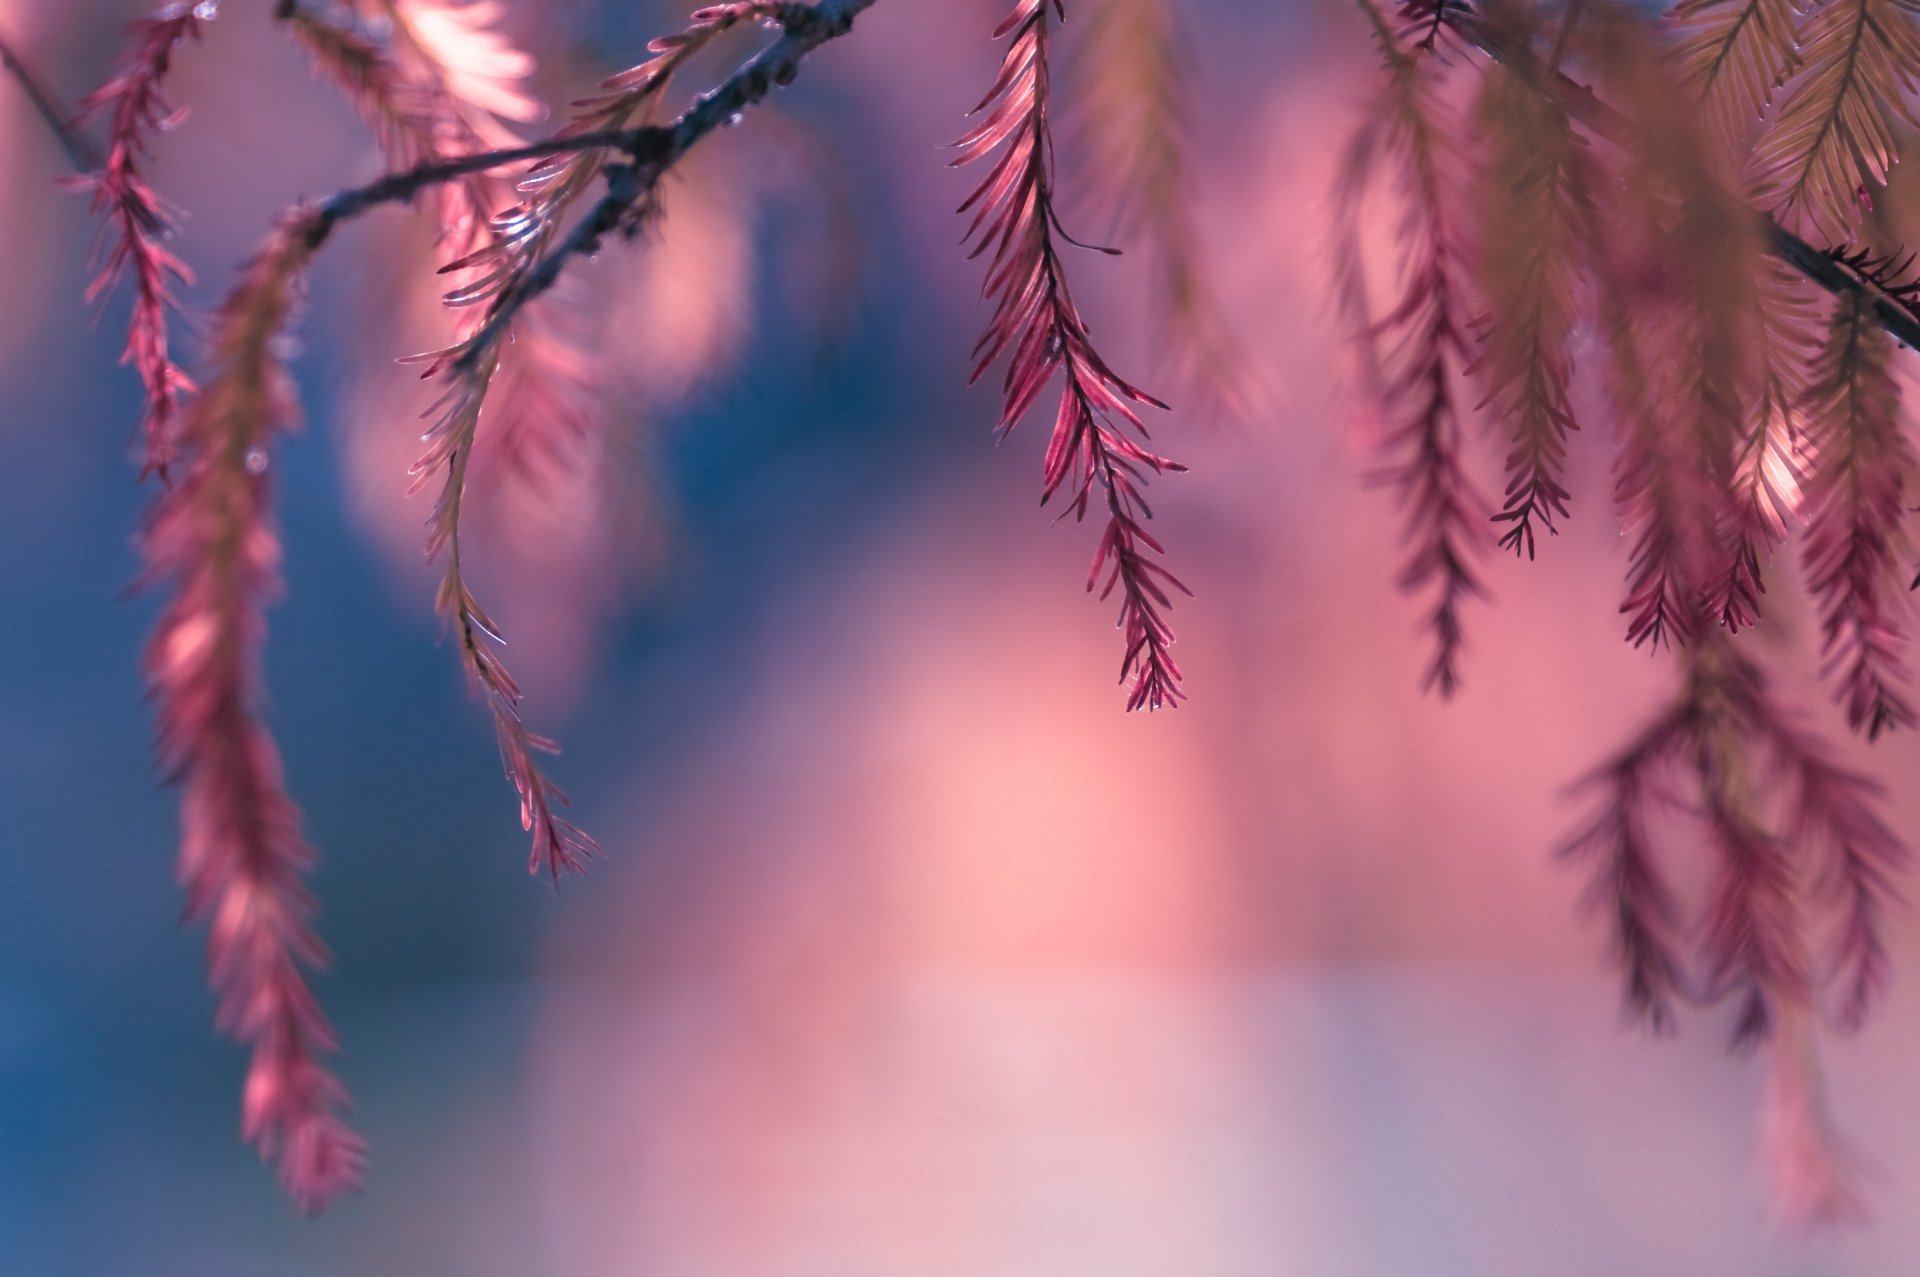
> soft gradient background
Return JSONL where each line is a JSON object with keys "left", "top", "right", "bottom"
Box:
{"left": 3, "top": 0, "right": 1918, "bottom": 1272}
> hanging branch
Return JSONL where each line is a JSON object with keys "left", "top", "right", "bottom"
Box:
{"left": 1801, "top": 288, "right": 1917, "bottom": 738}
{"left": 955, "top": 0, "right": 1188, "bottom": 710}
{"left": 1587, "top": 9, "right": 1764, "bottom": 650}
{"left": 1713, "top": 259, "right": 1814, "bottom": 631}
{"left": 1559, "top": 719, "right": 1692, "bottom": 1030}
{"left": 1467, "top": 54, "right": 1592, "bottom": 560}
{"left": 72, "top": 5, "right": 210, "bottom": 481}
{"left": 142, "top": 212, "right": 366, "bottom": 1214}
{"left": 1340, "top": 0, "right": 1490, "bottom": 694}
{"left": 1555, "top": 598, "right": 1903, "bottom": 1222}
{"left": 1074, "top": 0, "right": 1258, "bottom": 420}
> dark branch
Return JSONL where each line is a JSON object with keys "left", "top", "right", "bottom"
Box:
{"left": 451, "top": 0, "right": 879, "bottom": 374}
{"left": 297, "top": 127, "right": 667, "bottom": 250}
{"left": 289, "top": 0, "right": 875, "bottom": 271}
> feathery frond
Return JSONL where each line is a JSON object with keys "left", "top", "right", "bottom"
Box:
{"left": 1339, "top": 0, "right": 1490, "bottom": 694}
{"left": 288, "top": 9, "right": 445, "bottom": 173}
{"left": 1561, "top": 626, "right": 1904, "bottom": 1049}
{"left": 1759, "top": 698, "right": 1909, "bottom": 1029}
{"left": 1559, "top": 724, "right": 1691, "bottom": 1031}
{"left": 1668, "top": 0, "right": 1802, "bottom": 147}
{"left": 1468, "top": 56, "right": 1592, "bottom": 560}
{"left": 1801, "top": 287, "right": 1916, "bottom": 738}
{"left": 306, "top": 1, "right": 603, "bottom": 502}
{"left": 1748, "top": 0, "right": 1920, "bottom": 237}
{"left": 956, "top": 0, "right": 1188, "bottom": 710}
{"left": 293, "top": 3, "right": 605, "bottom": 874}
{"left": 141, "top": 212, "right": 366, "bottom": 1213}
{"left": 406, "top": 341, "right": 599, "bottom": 880}
{"left": 1586, "top": 10, "right": 1762, "bottom": 648}
{"left": 1712, "top": 259, "right": 1815, "bottom": 630}
{"left": 384, "top": 0, "right": 546, "bottom": 143}
{"left": 73, "top": 4, "right": 210, "bottom": 481}
{"left": 1695, "top": 705, "right": 1810, "bottom": 1049}
{"left": 1075, "top": 0, "right": 1258, "bottom": 420}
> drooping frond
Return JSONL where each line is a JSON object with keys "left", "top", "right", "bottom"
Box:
{"left": 1339, "top": 0, "right": 1490, "bottom": 695}
{"left": 404, "top": 341, "right": 599, "bottom": 881}
{"left": 1800, "top": 287, "right": 1916, "bottom": 738}
{"left": 384, "top": 2, "right": 867, "bottom": 866}
{"left": 1748, "top": 0, "right": 1920, "bottom": 237}
{"left": 956, "top": 0, "right": 1188, "bottom": 710}
{"left": 1711, "top": 259, "right": 1815, "bottom": 630}
{"left": 1074, "top": 0, "right": 1257, "bottom": 420}
{"left": 73, "top": 5, "right": 210, "bottom": 481}
{"left": 141, "top": 212, "right": 366, "bottom": 1213}
{"left": 1694, "top": 697, "right": 1810, "bottom": 1049}
{"left": 1599, "top": 308, "right": 1712, "bottom": 649}
{"left": 1757, "top": 694, "right": 1909, "bottom": 1030}
{"left": 1585, "top": 10, "right": 1763, "bottom": 648}
{"left": 1468, "top": 55, "right": 1593, "bottom": 560}
{"left": 292, "top": 4, "right": 611, "bottom": 875}
{"left": 1559, "top": 719, "right": 1692, "bottom": 1031}
{"left": 363, "top": 0, "right": 542, "bottom": 245}
{"left": 1560, "top": 623, "right": 1905, "bottom": 1051}
{"left": 1668, "top": 0, "right": 1802, "bottom": 147}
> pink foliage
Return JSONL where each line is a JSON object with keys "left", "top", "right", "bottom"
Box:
{"left": 956, "top": 0, "right": 1188, "bottom": 711}
{"left": 141, "top": 214, "right": 366, "bottom": 1212}
{"left": 72, "top": 4, "right": 206, "bottom": 481}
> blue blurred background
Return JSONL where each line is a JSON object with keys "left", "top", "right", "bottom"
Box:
{"left": 4, "top": 0, "right": 1920, "bottom": 1272}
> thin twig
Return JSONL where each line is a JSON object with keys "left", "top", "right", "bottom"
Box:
{"left": 451, "top": 0, "right": 877, "bottom": 373}
{"left": 1440, "top": 6, "right": 1920, "bottom": 353}
{"left": 297, "top": 126, "right": 666, "bottom": 248}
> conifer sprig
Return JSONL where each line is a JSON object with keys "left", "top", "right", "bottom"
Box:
{"left": 72, "top": 4, "right": 210, "bottom": 482}
{"left": 141, "top": 212, "right": 366, "bottom": 1214}
{"left": 1076, "top": 0, "right": 1257, "bottom": 420}
{"left": 1712, "top": 260, "right": 1814, "bottom": 631}
{"left": 1468, "top": 57, "right": 1591, "bottom": 560}
{"left": 1801, "top": 289, "right": 1917, "bottom": 738}
{"left": 1340, "top": 0, "right": 1490, "bottom": 694}
{"left": 956, "top": 0, "right": 1188, "bottom": 710}
{"left": 1669, "top": 0, "right": 1802, "bottom": 145}
{"left": 1563, "top": 627, "right": 1904, "bottom": 1049}
{"left": 1749, "top": 0, "right": 1920, "bottom": 237}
